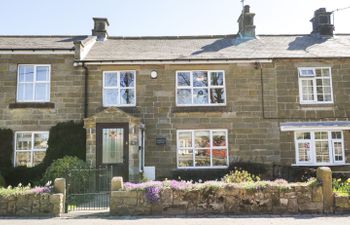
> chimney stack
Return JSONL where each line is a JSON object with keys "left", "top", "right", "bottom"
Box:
{"left": 237, "top": 5, "right": 256, "bottom": 39}
{"left": 310, "top": 8, "right": 334, "bottom": 36}
{"left": 92, "top": 17, "right": 109, "bottom": 41}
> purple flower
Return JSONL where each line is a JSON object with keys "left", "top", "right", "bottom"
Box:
{"left": 145, "top": 186, "right": 160, "bottom": 203}
{"left": 31, "top": 186, "right": 53, "bottom": 194}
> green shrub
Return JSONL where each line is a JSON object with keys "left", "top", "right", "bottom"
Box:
{"left": 43, "top": 121, "right": 86, "bottom": 166}
{"left": 228, "top": 161, "right": 269, "bottom": 179}
{"left": 0, "top": 128, "right": 13, "bottom": 170}
{"left": 171, "top": 169, "right": 228, "bottom": 182}
{"left": 333, "top": 178, "right": 350, "bottom": 196}
{"left": 42, "top": 156, "right": 89, "bottom": 192}
{"left": 2, "top": 164, "right": 46, "bottom": 187}
{"left": 0, "top": 184, "right": 31, "bottom": 197}
{"left": 223, "top": 168, "right": 260, "bottom": 183}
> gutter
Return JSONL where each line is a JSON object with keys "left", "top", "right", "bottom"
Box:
{"left": 74, "top": 58, "right": 273, "bottom": 65}
{"left": 82, "top": 62, "right": 89, "bottom": 118}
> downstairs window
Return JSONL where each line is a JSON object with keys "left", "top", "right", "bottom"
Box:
{"left": 295, "top": 130, "right": 345, "bottom": 165}
{"left": 177, "top": 129, "right": 228, "bottom": 168}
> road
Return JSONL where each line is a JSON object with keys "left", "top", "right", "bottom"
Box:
{"left": 1, "top": 213, "right": 350, "bottom": 225}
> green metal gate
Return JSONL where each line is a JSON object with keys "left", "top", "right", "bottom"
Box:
{"left": 66, "top": 166, "right": 113, "bottom": 212}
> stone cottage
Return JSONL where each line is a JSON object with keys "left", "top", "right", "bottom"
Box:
{"left": 1, "top": 6, "right": 350, "bottom": 181}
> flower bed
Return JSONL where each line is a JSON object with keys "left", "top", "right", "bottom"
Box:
{"left": 0, "top": 183, "right": 63, "bottom": 216}
{"left": 111, "top": 179, "right": 325, "bottom": 215}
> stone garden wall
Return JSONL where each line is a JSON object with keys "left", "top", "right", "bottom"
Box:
{"left": 335, "top": 195, "right": 350, "bottom": 213}
{"left": 0, "top": 193, "right": 64, "bottom": 217}
{"left": 0, "top": 178, "right": 65, "bottom": 217}
{"left": 110, "top": 167, "right": 336, "bottom": 216}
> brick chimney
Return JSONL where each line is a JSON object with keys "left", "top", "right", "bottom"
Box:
{"left": 92, "top": 17, "right": 109, "bottom": 41}
{"left": 310, "top": 8, "right": 334, "bottom": 36}
{"left": 237, "top": 5, "right": 256, "bottom": 38}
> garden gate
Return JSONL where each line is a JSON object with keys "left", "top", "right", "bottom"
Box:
{"left": 65, "top": 166, "right": 113, "bottom": 212}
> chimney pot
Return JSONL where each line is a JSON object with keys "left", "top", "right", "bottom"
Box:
{"left": 310, "top": 8, "right": 334, "bottom": 36}
{"left": 92, "top": 17, "right": 109, "bottom": 41}
{"left": 237, "top": 5, "right": 256, "bottom": 39}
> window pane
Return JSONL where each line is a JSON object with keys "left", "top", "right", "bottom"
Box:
{"left": 193, "top": 89, "right": 208, "bottom": 104}
{"left": 177, "top": 72, "right": 191, "bottom": 87}
{"left": 299, "top": 68, "right": 315, "bottom": 77}
{"left": 296, "top": 132, "right": 311, "bottom": 140}
{"left": 301, "top": 80, "right": 314, "bottom": 101}
{"left": 35, "top": 83, "right": 48, "bottom": 101}
{"left": 34, "top": 133, "right": 49, "bottom": 149}
{"left": 16, "top": 133, "right": 32, "bottom": 150}
{"left": 120, "top": 89, "right": 135, "bottom": 105}
{"left": 104, "top": 73, "right": 118, "bottom": 87}
{"left": 178, "top": 132, "right": 192, "bottom": 148}
{"left": 212, "top": 149, "right": 227, "bottom": 166}
{"left": 332, "top": 132, "right": 342, "bottom": 139}
{"left": 18, "top": 83, "right": 34, "bottom": 101}
{"left": 321, "top": 68, "right": 330, "bottom": 77}
{"left": 19, "top": 65, "right": 34, "bottom": 82}
{"left": 210, "top": 72, "right": 224, "bottom": 86}
{"left": 316, "top": 69, "right": 322, "bottom": 77}
{"left": 195, "top": 131, "right": 210, "bottom": 148}
{"left": 178, "top": 149, "right": 193, "bottom": 167}
{"left": 103, "top": 89, "right": 118, "bottom": 106}
{"left": 316, "top": 141, "right": 329, "bottom": 163}
{"left": 177, "top": 89, "right": 191, "bottom": 104}
{"left": 102, "top": 128, "right": 124, "bottom": 164}
{"left": 16, "top": 152, "right": 31, "bottom": 167}
{"left": 210, "top": 88, "right": 225, "bottom": 104}
{"left": 33, "top": 151, "right": 46, "bottom": 166}
{"left": 36, "top": 66, "right": 49, "bottom": 81}
{"left": 120, "top": 71, "right": 135, "bottom": 87}
{"left": 315, "top": 132, "right": 328, "bottom": 139}
{"left": 212, "top": 131, "right": 226, "bottom": 147}
{"left": 193, "top": 71, "right": 208, "bottom": 87}
{"left": 298, "top": 142, "right": 311, "bottom": 162}
{"left": 195, "top": 149, "right": 210, "bottom": 167}
{"left": 333, "top": 142, "right": 343, "bottom": 162}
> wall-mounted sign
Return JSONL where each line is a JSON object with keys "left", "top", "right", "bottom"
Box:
{"left": 156, "top": 137, "right": 166, "bottom": 145}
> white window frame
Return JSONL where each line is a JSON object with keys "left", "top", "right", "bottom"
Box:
{"left": 102, "top": 70, "right": 136, "bottom": 107}
{"left": 294, "top": 130, "right": 345, "bottom": 166}
{"left": 176, "top": 70, "right": 226, "bottom": 106}
{"left": 176, "top": 129, "right": 229, "bottom": 169}
{"left": 14, "top": 131, "right": 49, "bottom": 167}
{"left": 16, "top": 64, "right": 51, "bottom": 102}
{"left": 298, "top": 67, "right": 333, "bottom": 104}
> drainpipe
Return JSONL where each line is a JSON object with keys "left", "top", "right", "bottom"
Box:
{"left": 82, "top": 62, "right": 89, "bottom": 118}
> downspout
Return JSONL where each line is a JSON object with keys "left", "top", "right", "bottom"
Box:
{"left": 83, "top": 62, "right": 89, "bottom": 118}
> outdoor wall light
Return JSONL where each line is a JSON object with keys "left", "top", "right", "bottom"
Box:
{"left": 150, "top": 70, "right": 158, "bottom": 79}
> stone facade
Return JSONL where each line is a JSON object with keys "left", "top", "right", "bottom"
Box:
{"left": 0, "top": 54, "right": 84, "bottom": 131}
{"left": 1, "top": 54, "right": 350, "bottom": 179}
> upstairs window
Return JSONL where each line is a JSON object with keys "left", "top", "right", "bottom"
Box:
{"left": 14, "top": 131, "right": 49, "bottom": 167}
{"left": 103, "top": 71, "right": 136, "bottom": 107}
{"left": 295, "top": 130, "right": 345, "bottom": 165}
{"left": 176, "top": 70, "right": 226, "bottom": 106}
{"left": 17, "top": 65, "right": 51, "bottom": 102}
{"left": 298, "top": 67, "right": 333, "bottom": 104}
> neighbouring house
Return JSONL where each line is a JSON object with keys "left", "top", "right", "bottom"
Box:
{"left": 1, "top": 5, "right": 350, "bottom": 181}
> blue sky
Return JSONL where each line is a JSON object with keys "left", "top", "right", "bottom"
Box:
{"left": 1, "top": 0, "right": 350, "bottom": 36}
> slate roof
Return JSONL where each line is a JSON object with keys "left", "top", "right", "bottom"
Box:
{"left": 0, "top": 36, "right": 87, "bottom": 50}
{"left": 83, "top": 34, "right": 350, "bottom": 61}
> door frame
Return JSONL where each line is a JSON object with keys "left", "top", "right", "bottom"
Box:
{"left": 96, "top": 123, "right": 129, "bottom": 180}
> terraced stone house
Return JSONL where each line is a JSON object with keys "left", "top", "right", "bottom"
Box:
{"left": 1, "top": 6, "right": 350, "bottom": 181}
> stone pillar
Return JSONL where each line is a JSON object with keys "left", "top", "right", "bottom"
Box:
{"left": 54, "top": 178, "right": 66, "bottom": 213}
{"left": 111, "top": 177, "right": 124, "bottom": 191}
{"left": 316, "top": 167, "right": 333, "bottom": 213}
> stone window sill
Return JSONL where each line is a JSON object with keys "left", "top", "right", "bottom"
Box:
{"left": 172, "top": 106, "right": 230, "bottom": 113}
{"left": 9, "top": 102, "right": 55, "bottom": 109}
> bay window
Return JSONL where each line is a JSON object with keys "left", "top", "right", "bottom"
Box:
{"left": 295, "top": 130, "right": 345, "bottom": 165}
